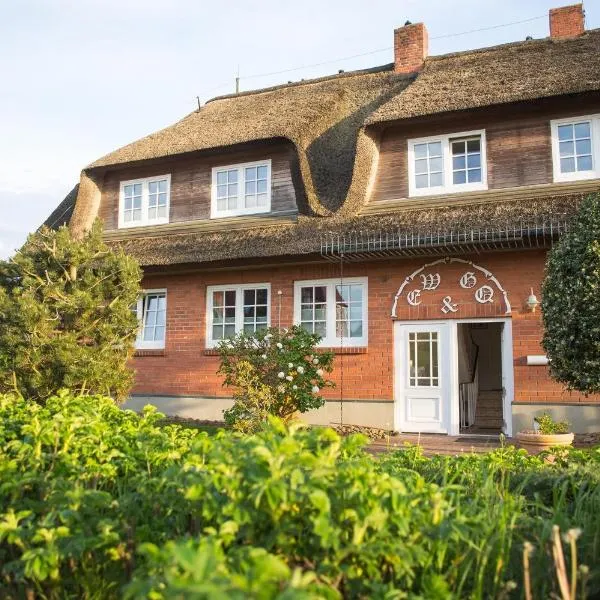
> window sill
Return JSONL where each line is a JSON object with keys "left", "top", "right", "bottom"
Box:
{"left": 204, "top": 347, "right": 367, "bottom": 356}
{"left": 134, "top": 349, "right": 166, "bottom": 357}
{"left": 320, "top": 346, "right": 368, "bottom": 355}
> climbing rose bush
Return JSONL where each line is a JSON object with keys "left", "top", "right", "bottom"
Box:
{"left": 542, "top": 192, "right": 600, "bottom": 394}
{"left": 217, "top": 326, "right": 334, "bottom": 431}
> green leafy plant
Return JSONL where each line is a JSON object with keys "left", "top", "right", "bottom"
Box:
{"left": 534, "top": 412, "right": 570, "bottom": 434}
{"left": 0, "top": 221, "right": 141, "bottom": 402}
{"left": 542, "top": 192, "right": 600, "bottom": 394}
{"left": 218, "top": 326, "right": 334, "bottom": 431}
{"left": 0, "top": 391, "right": 599, "bottom": 598}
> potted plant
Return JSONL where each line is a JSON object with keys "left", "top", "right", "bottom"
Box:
{"left": 516, "top": 412, "right": 574, "bottom": 454}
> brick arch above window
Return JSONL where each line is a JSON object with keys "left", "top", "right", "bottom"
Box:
{"left": 391, "top": 257, "right": 511, "bottom": 319}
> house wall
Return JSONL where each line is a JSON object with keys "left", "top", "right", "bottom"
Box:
{"left": 99, "top": 139, "right": 300, "bottom": 231}
{"left": 370, "top": 96, "right": 600, "bottom": 203}
{"left": 128, "top": 249, "right": 600, "bottom": 432}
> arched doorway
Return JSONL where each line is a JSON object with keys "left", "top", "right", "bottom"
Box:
{"left": 392, "top": 258, "right": 514, "bottom": 436}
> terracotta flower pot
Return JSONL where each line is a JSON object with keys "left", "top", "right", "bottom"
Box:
{"left": 516, "top": 431, "right": 574, "bottom": 455}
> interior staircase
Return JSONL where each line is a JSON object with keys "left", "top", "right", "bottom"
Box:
{"left": 473, "top": 390, "right": 504, "bottom": 430}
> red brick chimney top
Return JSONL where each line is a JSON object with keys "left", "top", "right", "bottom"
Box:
{"left": 394, "top": 22, "right": 428, "bottom": 74}
{"left": 549, "top": 4, "right": 585, "bottom": 39}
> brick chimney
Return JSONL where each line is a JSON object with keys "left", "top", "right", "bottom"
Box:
{"left": 394, "top": 21, "right": 428, "bottom": 74}
{"left": 549, "top": 4, "right": 585, "bottom": 39}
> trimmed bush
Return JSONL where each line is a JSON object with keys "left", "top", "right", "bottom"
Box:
{"left": 542, "top": 192, "right": 600, "bottom": 394}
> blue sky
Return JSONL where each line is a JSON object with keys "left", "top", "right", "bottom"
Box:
{"left": 1, "top": 0, "right": 598, "bottom": 258}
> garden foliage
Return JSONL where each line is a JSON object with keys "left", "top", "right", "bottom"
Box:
{"left": 0, "top": 222, "right": 141, "bottom": 402}
{"left": 218, "top": 326, "right": 334, "bottom": 431}
{"left": 0, "top": 391, "right": 599, "bottom": 598}
{"left": 542, "top": 192, "right": 600, "bottom": 394}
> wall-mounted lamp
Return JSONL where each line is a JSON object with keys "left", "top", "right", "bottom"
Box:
{"left": 526, "top": 288, "right": 540, "bottom": 313}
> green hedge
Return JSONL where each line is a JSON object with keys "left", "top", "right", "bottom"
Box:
{"left": 0, "top": 392, "right": 598, "bottom": 598}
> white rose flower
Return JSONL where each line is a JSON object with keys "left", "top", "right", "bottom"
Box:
{"left": 296, "top": 366, "right": 304, "bottom": 374}
{"left": 316, "top": 368, "right": 324, "bottom": 376}
{"left": 285, "top": 375, "right": 293, "bottom": 381}
{"left": 288, "top": 362, "right": 293, "bottom": 368}
{"left": 312, "top": 385, "right": 320, "bottom": 393}
{"left": 313, "top": 358, "right": 319, "bottom": 365}
{"left": 278, "top": 372, "right": 285, "bottom": 379}
{"left": 292, "top": 385, "right": 298, "bottom": 390}
{"left": 262, "top": 354, "right": 267, "bottom": 359}
{"left": 276, "top": 342, "right": 283, "bottom": 349}
{"left": 264, "top": 333, "right": 272, "bottom": 339}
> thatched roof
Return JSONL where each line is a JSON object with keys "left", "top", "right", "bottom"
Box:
{"left": 87, "top": 66, "right": 411, "bottom": 216}
{"left": 110, "top": 186, "right": 596, "bottom": 267}
{"left": 43, "top": 185, "right": 78, "bottom": 230}
{"left": 369, "top": 29, "right": 600, "bottom": 125}
{"left": 44, "top": 28, "right": 600, "bottom": 266}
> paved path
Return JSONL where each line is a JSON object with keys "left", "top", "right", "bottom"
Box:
{"left": 368, "top": 433, "right": 509, "bottom": 456}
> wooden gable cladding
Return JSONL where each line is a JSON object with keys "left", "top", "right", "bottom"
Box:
{"left": 369, "top": 94, "right": 600, "bottom": 205}
{"left": 98, "top": 139, "right": 301, "bottom": 232}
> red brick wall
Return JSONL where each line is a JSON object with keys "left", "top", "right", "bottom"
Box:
{"left": 132, "top": 250, "right": 600, "bottom": 407}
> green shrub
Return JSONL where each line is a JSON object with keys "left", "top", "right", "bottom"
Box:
{"left": 218, "top": 326, "right": 334, "bottom": 431}
{"left": 534, "top": 412, "right": 570, "bottom": 434}
{"left": 542, "top": 192, "right": 600, "bottom": 394}
{"left": 0, "top": 391, "right": 599, "bottom": 598}
{"left": 0, "top": 221, "right": 141, "bottom": 402}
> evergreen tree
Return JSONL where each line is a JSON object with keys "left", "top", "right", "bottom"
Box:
{"left": 0, "top": 221, "right": 142, "bottom": 402}
{"left": 542, "top": 193, "right": 600, "bottom": 394}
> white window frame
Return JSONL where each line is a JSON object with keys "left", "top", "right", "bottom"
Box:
{"left": 551, "top": 114, "right": 600, "bottom": 182}
{"left": 118, "top": 175, "right": 171, "bottom": 229}
{"left": 407, "top": 129, "right": 488, "bottom": 197}
{"left": 136, "top": 288, "right": 167, "bottom": 350}
{"left": 293, "top": 277, "right": 368, "bottom": 347}
{"left": 210, "top": 159, "right": 272, "bottom": 218}
{"left": 205, "top": 283, "right": 271, "bottom": 348}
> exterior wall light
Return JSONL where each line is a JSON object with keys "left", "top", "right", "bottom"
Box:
{"left": 526, "top": 288, "right": 540, "bottom": 313}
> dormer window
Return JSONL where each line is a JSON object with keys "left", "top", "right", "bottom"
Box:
{"left": 551, "top": 115, "right": 599, "bottom": 182}
{"left": 408, "top": 130, "right": 487, "bottom": 197}
{"left": 119, "top": 175, "right": 170, "bottom": 228}
{"left": 211, "top": 160, "right": 271, "bottom": 218}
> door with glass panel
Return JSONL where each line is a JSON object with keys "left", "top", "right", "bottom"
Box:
{"left": 395, "top": 322, "right": 451, "bottom": 433}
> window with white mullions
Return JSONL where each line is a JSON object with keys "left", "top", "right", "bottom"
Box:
{"left": 216, "top": 169, "right": 239, "bottom": 212}
{"left": 206, "top": 284, "right": 270, "bottom": 347}
{"left": 211, "top": 160, "right": 272, "bottom": 218}
{"left": 294, "top": 278, "right": 368, "bottom": 347}
{"left": 557, "top": 121, "right": 593, "bottom": 174}
{"left": 409, "top": 331, "right": 439, "bottom": 387}
{"left": 211, "top": 289, "right": 237, "bottom": 341}
{"left": 414, "top": 141, "right": 443, "bottom": 189}
{"left": 451, "top": 137, "right": 482, "bottom": 184}
{"left": 335, "top": 284, "right": 363, "bottom": 339}
{"left": 408, "top": 130, "right": 487, "bottom": 197}
{"left": 299, "top": 285, "right": 327, "bottom": 338}
{"left": 243, "top": 288, "right": 269, "bottom": 333}
{"left": 551, "top": 115, "right": 600, "bottom": 182}
{"left": 123, "top": 183, "right": 142, "bottom": 223}
{"left": 244, "top": 165, "right": 269, "bottom": 209}
{"left": 148, "top": 179, "right": 169, "bottom": 220}
{"left": 136, "top": 290, "right": 167, "bottom": 349}
{"left": 119, "top": 175, "right": 170, "bottom": 228}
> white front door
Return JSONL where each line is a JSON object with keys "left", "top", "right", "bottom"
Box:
{"left": 394, "top": 322, "right": 454, "bottom": 433}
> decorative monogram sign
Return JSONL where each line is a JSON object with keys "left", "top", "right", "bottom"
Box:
{"left": 391, "top": 257, "right": 512, "bottom": 317}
